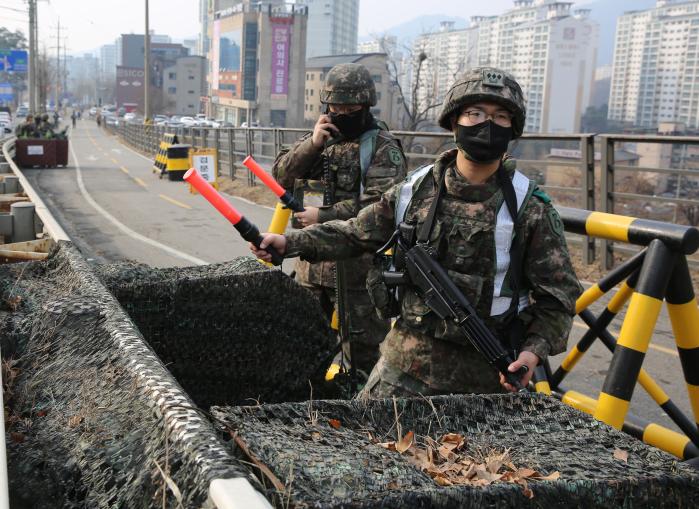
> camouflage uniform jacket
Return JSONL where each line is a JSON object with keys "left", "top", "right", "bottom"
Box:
{"left": 286, "top": 149, "right": 582, "bottom": 389}
{"left": 273, "top": 129, "right": 407, "bottom": 289}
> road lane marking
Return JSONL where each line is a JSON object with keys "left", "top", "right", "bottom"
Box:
{"left": 120, "top": 166, "right": 129, "bottom": 174}
{"left": 69, "top": 140, "right": 208, "bottom": 266}
{"left": 134, "top": 177, "right": 147, "bottom": 188}
{"left": 111, "top": 158, "right": 119, "bottom": 165}
{"left": 572, "top": 320, "right": 679, "bottom": 357}
{"left": 159, "top": 194, "right": 192, "bottom": 210}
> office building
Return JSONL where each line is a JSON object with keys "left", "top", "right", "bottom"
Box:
{"left": 207, "top": 0, "right": 307, "bottom": 127}
{"left": 163, "top": 56, "right": 207, "bottom": 115}
{"left": 296, "top": 0, "right": 359, "bottom": 58}
{"left": 304, "top": 53, "right": 399, "bottom": 127}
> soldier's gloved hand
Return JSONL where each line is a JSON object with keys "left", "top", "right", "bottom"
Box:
{"left": 311, "top": 114, "right": 339, "bottom": 149}
{"left": 250, "top": 233, "right": 287, "bottom": 263}
{"left": 294, "top": 207, "right": 319, "bottom": 227}
{"left": 499, "top": 350, "right": 539, "bottom": 392}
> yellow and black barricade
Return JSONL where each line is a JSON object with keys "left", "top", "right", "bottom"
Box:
{"left": 152, "top": 133, "right": 178, "bottom": 176}
{"left": 165, "top": 144, "right": 191, "bottom": 181}
{"left": 541, "top": 206, "right": 699, "bottom": 461}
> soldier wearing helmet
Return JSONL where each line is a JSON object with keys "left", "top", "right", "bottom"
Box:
{"left": 258, "top": 67, "right": 581, "bottom": 397}
{"left": 272, "top": 62, "right": 407, "bottom": 385}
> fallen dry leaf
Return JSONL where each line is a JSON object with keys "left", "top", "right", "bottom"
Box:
{"left": 535, "top": 471, "right": 561, "bottom": 481}
{"left": 614, "top": 449, "right": 629, "bottom": 463}
{"left": 396, "top": 431, "right": 414, "bottom": 454}
{"left": 68, "top": 415, "right": 83, "bottom": 428}
{"left": 36, "top": 410, "right": 48, "bottom": 417}
{"left": 10, "top": 432, "right": 24, "bottom": 443}
{"left": 328, "top": 419, "right": 341, "bottom": 429}
{"left": 434, "top": 475, "right": 453, "bottom": 486}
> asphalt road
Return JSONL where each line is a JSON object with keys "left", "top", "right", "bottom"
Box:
{"left": 21, "top": 118, "right": 699, "bottom": 444}
{"left": 24, "top": 118, "right": 289, "bottom": 269}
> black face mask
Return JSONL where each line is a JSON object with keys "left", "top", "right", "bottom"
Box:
{"left": 454, "top": 120, "right": 513, "bottom": 163}
{"left": 328, "top": 108, "right": 370, "bottom": 140}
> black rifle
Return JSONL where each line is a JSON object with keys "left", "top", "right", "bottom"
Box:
{"left": 322, "top": 138, "right": 358, "bottom": 393}
{"left": 382, "top": 236, "right": 528, "bottom": 392}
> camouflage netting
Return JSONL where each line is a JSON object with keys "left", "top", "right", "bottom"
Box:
{"left": 94, "top": 259, "right": 336, "bottom": 407}
{"left": 213, "top": 394, "right": 699, "bottom": 508}
{"left": 0, "top": 242, "right": 331, "bottom": 508}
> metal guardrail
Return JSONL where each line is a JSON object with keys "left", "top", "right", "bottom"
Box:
{"left": 600, "top": 135, "right": 699, "bottom": 269}
{"left": 105, "top": 123, "right": 699, "bottom": 269}
{"left": 1, "top": 136, "right": 70, "bottom": 242}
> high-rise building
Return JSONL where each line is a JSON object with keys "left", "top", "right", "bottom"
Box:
{"left": 100, "top": 44, "right": 117, "bottom": 78}
{"left": 412, "top": 1, "right": 598, "bottom": 133}
{"left": 608, "top": 0, "right": 699, "bottom": 129}
{"left": 296, "top": 0, "right": 358, "bottom": 58}
{"left": 207, "top": 1, "right": 307, "bottom": 127}
{"left": 357, "top": 35, "right": 397, "bottom": 55}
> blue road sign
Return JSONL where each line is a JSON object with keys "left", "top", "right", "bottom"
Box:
{"left": 0, "top": 50, "right": 29, "bottom": 73}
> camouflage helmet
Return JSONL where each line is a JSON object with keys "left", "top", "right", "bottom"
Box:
{"left": 320, "top": 63, "right": 377, "bottom": 107}
{"left": 438, "top": 67, "right": 526, "bottom": 138}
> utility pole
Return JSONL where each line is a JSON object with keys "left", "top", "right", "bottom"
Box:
{"left": 54, "top": 19, "right": 60, "bottom": 111}
{"left": 28, "top": 0, "right": 36, "bottom": 113}
{"left": 144, "top": 0, "right": 150, "bottom": 122}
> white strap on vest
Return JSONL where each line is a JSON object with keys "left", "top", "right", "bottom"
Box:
{"left": 490, "top": 170, "right": 530, "bottom": 317}
{"left": 394, "top": 166, "right": 531, "bottom": 317}
{"left": 395, "top": 164, "right": 433, "bottom": 226}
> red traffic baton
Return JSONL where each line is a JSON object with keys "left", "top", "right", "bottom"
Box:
{"left": 183, "top": 168, "right": 283, "bottom": 265}
{"left": 242, "top": 155, "right": 304, "bottom": 212}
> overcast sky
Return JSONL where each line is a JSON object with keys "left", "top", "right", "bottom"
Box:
{"left": 1, "top": 0, "right": 598, "bottom": 54}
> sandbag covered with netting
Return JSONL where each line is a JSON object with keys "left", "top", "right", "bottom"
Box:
{"left": 212, "top": 394, "right": 699, "bottom": 508}
{"left": 94, "top": 258, "right": 336, "bottom": 407}
{"left": 0, "top": 243, "right": 267, "bottom": 507}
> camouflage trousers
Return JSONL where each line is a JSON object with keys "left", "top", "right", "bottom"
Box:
{"left": 298, "top": 281, "right": 390, "bottom": 377}
{"left": 357, "top": 321, "right": 505, "bottom": 399}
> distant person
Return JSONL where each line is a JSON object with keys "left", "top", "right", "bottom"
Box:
{"left": 96, "top": 114, "right": 101, "bottom": 127}
{"left": 71, "top": 111, "right": 77, "bottom": 128}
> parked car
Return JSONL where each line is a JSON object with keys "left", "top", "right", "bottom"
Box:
{"left": 240, "top": 121, "right": 259, "bottom": 128}
{"left": 0, "top": 117, "right": 12, "bottom": 134}
{"left": 16, "top": 106, "right": 28, "bottom": 118}
{"left": 153, "top": 115, "right": 169, "bottom": 125}
{"left": 104, "top": 115, "right": 119, "bottom": 127}
{"left": 123, "top": 112, "right": 136, "bottom": 122}
{"left": 89, "top": 107, "right": 97, "bottom": 117}
{"left": 179, "top": 116, "right": 197, "bottom": 126}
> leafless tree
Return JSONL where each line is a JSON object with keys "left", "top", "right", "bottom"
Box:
{"left": 680, "top": 204, "right": 699, "bottom": 226}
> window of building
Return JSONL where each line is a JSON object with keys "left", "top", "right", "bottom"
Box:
{"left": 310, "top": 89, "right": 314, "bottom": 96}
{"left": 168, "top": 72, "right": 176, "bottom": 80}
{"left": 376, "top": 91, "right": 382, "bottom": 101}
{"left": 372, "top": 74, "right": 382, "bottom": 83}
{"left": 189, "top": 75, "right": 195, "bottom": 80}
{"left": 310, "top": 104, "right": 314, "bottom": 112}
{"left": 188, "top": 90, "right": 195, "bottom": 94}
{"left": 168, "top": 87, "right": 176, "bottom": 94}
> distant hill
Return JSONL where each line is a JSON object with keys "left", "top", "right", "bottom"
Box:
{"left": 578, "top": 0, "right": 656, "bottom": 66}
